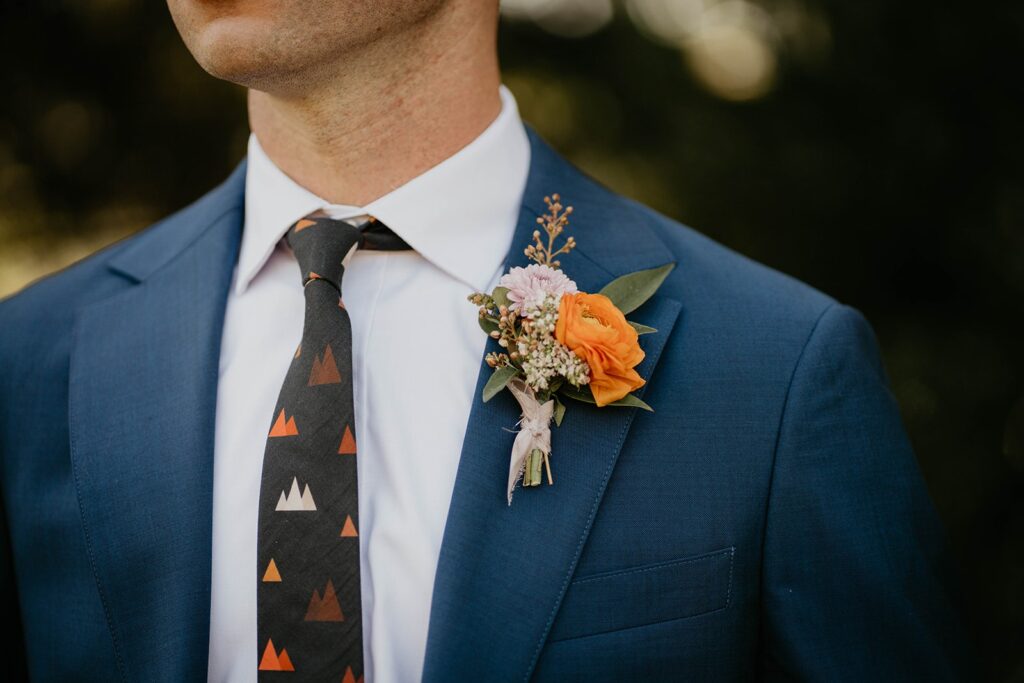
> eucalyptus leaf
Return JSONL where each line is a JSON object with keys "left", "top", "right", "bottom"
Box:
{"left": 482, "top": 365, "right": 518, "bottom": 402}
{"left": 599, "top": 263, "right": 675, "bottom": 315}
{"left": 478, "top": 316, "right": 499, "bottom": 335}
{"left": 629, "top": 321, "right": 657, "bottom": 335}
{"left": 608, "top": 393, "right": 654, "bottom": 412}
{"left": 559, "top": 383, "right": 597, "bottom": 405}
{"left": 559, "top": 383, "right": 654, "bottom": 411}
{"left": 491, "top": 286, "right": 511, "bottom": 309}
{"left": 553, "top": 394, "right": 566, "bottom": 427}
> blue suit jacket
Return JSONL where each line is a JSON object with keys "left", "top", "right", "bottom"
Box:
{"left": 0, "top": 127, "right": 968, "bottom": 681}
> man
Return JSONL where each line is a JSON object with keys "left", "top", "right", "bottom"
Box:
{"left": 0, "top": 1, "right": 969, "bottom": 681}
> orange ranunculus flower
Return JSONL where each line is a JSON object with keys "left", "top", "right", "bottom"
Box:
{"left": 555, "top": 291, "right": 645, "bottom": 407}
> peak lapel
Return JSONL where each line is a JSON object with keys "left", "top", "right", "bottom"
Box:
{"left": 68, "top": 161, "right": 246, "bottom": 680}
{"left": 422, "top": 128, "right": 682, "bottom": 682}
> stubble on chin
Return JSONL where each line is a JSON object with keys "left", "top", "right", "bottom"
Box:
{"left": 166, "top": 1, "right": 449, "bottom": 95}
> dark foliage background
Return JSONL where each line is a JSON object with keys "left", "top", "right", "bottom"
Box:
{"left": 1, "top": 1, "right": 1021, "bottom": 678}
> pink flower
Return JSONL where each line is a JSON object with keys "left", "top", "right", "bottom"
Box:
{"left": 499, "top": 264, "right": 578, "bottom": 315}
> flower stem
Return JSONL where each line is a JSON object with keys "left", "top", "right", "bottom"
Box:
{"left": 530, "top": 448, "right": 544, "bottom": 486}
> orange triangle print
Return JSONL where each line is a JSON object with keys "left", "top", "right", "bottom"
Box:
{"left": 294, "top": 342, "right": 301, "bottom": 359}
{"left": 263, "top": 558, "right": 281, "bottom": 582}
{"left": 338, "top": 425, "right": 357, "bottom": 455}
{"left": 277, "top": 649, "right": 295, "bottom": 672}
{"left": 294, "top": 218, "right": 317, "bottom": 232}
{"left": 340, "top": 515, "right": 358, "bottom": 537}
{"left": 342, "top": 666, "right": 357, "bottom": 683}
{"left": 304, "top": 579, "right": 344, "bottom": 622}
{"left": 270, "top": 409, "right": 299, "bottom": 437}
{"left": 308, "top": 343, "right": 342, "bottom": 386}
{"left": 308, "top": 271, "right": 322, "bottom": 281}
{"left": 259, "top": 639, "right": 286, "bottom": 671}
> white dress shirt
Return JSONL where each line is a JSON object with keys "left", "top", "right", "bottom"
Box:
{"left": 207, "top": 85, "right": 531, "bottom": 682}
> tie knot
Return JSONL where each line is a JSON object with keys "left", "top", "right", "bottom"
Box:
{"left": 284, "top": 214, "right": 412, "bottom": 290}
{"left": 284, "top": 215, "right": 364, "bottom": 290}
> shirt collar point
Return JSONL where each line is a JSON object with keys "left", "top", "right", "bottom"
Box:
{"left": 232, "top": 267, "right": 254, "bottom": 296}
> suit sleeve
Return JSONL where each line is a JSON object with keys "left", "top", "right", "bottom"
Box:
{"left": 758, "top": 303, "right": 972, "bottom": 680}
{"left": 0, "top": 310, "right": 30, "bottom": 679}
{"left": 0, "top": 492, "right": 27, "bottom": 680}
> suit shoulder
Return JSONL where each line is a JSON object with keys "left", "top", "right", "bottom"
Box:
{"left": 622, "top": 196, "right": 837, "bottom": 332}
{"left": 0, "top": 160, "right": 246, "bottom": 333}
{"left": 0, "top": 233, "right": 129, "bottom": 321}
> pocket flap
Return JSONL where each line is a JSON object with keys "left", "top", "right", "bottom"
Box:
{"left": 548, "top": 546, "right": 735, "bottom": 642}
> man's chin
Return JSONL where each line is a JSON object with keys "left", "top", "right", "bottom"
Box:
{"left": 197, "top": 50, "right": 279, "bottom": 91}
{"left": 175, "top": 14, "right": 293, "bottom": 89}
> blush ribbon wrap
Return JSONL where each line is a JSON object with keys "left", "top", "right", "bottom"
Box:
{"left": 505, "top": 377, "right": 555, "bottom": 505}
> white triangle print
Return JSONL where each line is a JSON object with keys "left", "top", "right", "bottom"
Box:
{"left": 286, "top": 477, "right": 303, "bottom": 511}
{"left": 275, "top": 476, "right": 315, "bottom": 512}
{"left": 301, "top": 484, "right": 317, "bottom": 511}
{"left": 272, "top": 479, "right": 311, "bottom": 509}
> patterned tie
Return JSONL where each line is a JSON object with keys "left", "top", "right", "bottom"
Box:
{"left": 256, "top": 213, "right": 410, "bottom": 682}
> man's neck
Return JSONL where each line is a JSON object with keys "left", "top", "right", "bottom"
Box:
{"left": 247, "top": 3, "right": 501, "bottom": 207}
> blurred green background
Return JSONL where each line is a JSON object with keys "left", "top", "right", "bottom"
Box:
{"left": 1, "top": 0, "right": 1021, "bottom": 678}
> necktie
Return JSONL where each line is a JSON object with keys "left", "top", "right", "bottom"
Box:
{"left": 256, "top": 213, "right": 410, "bottom": 682}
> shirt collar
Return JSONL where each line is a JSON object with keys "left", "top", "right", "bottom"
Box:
{"left": 236, "top": 84, "right": 531, "bottom": 295}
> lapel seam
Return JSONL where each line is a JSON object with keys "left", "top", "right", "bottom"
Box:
{"left": 107, "top": 202, "right": 244, "bottom": 284}
{"left": 522, "top": 297, "right": 681, "bottom": 681}
{"left": 68, "top": 301, "right": 131, "bottom": 683}
{"left": 515, "top": 169, "right": 676, "bottom": 281}
{"left": 569, "top": 245, "right": 615, "bottom": 281}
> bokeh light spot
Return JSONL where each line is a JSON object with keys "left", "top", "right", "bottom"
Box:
{"left": 685, "top": 22, "right": 777, "bottom": 101}
{"left": 501, "top": 0, "right": 614, "bottom": 38}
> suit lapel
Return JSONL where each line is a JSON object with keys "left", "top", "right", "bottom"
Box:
{"left": 422, "top": 128, "right": 682, "bottom": 681}
{"left": 68, "top": 161, "right": 246, "bottom": 680}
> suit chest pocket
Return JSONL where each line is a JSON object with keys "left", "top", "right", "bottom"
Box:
{"left": 547, "top": 546, "right": 735, "bottom": 642}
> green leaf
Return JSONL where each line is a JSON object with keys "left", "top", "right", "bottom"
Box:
{"left": 478, "top": 315, "right": 499, "bottom": 335}
{"left": 559, "top": 383, "right": 654, "bottom": 412}
{"left": 608, "top": 393, "right": 654, "bottom": 411}
{"left": 628, "top": 321, "right": 657, "bottom": 335}
{"left": 598, "top": 263, "right": 675, "bottom": 315}
{"left": 482, "top": 365, "right": 518, "bottom": 402}
{"left": 491, "top": 286, "right": 511, "bottom": 309}
{"left": 553, "top": 394, "right": 566, "bottom": 427}
{"left": 559, "top": 383, "right": 597, "bottom": 405}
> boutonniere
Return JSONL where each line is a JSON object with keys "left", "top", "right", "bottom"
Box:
{"left": 468, "top": 194, "right": 673, "bottom": 504}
